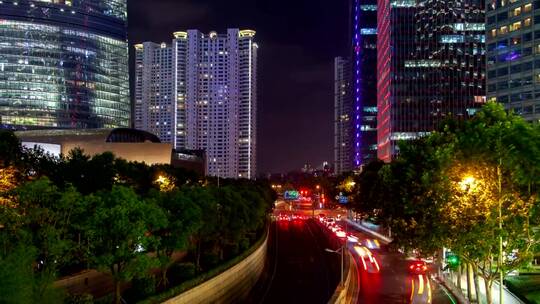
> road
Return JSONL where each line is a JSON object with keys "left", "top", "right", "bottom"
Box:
{"left": 248, "top": 201, "right": 457, "bottom": 304}
{"left": 247, "top": 218, "right": 341, "bottom": 304}
{"left": 337, "top": 220, "right": 456, "bottom": 304}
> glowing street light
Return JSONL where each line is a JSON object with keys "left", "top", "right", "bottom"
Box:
{"left": 155, "top": 174, "right": 174, "bottom": 192}
{"left": 459, "top": 175, "right": 476, "bottom": 192}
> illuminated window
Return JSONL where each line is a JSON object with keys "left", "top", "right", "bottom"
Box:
{"left": 491, "top": 29, "right": 497, "bottom": 37}
{"left": 510, "top": 21, "right": 521, "bottom": 31}
{"left": 360, "top": 4, "right": 377, "bottom": 10}
{"left": 524, "top": 18, "right": 531, "bottom": 27}
{"left": 441, "top": 35, "right": 464, "bottom": 43}
{"left": 513, "top": 7, "right": 521, "bottom": 16}
{"left": 499, "top": 26, "right": 509, "bottom": 34}
{"left": 453, "top": 23, "right": 485, "bottom": 31}
{"left": 361, "top": 28, "right": 377, "bottom": 35}
{"left": 404, "top": 60, "right": 442, "bottom": 68}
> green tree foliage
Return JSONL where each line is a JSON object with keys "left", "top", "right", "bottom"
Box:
{"left": 0, "top": 130, "right": 274, "bottom": 303}
{"left": 83, "top": 186, "right": 165, "bottom": 304}
{"left": 351, "top": 103, "right": 540, "bottom": 304}
{"left": 150, "top": 188, "right": 202, "bottom": 287}
{"left": 0, "top": 130, "right": 23, "bottom": 167}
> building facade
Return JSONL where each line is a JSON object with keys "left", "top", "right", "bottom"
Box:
{"left": 486, "top": 0, "right": 540, "bottom": 121}
{"left": 335, "top": 0, "right": 379, "bottom": 174}
{"left": 334, "top": 57, "right": 353, "bottom": 175}
{"left": 377, "top": 0, "right": 486, "bottom": 161}
{"left": 352, "top": 0, "right": 379, "bottom": 167}
{"left": 0, "top": 0, "right": 130, "bottom": 129}
{"left": 134, "top": 29, "right": 258, "bottom": 179}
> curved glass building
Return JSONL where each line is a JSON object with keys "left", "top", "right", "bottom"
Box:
{"left": 0, "top": 0, "right": 130, "bottom": 129}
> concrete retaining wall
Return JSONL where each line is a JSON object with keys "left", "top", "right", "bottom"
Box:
{"left": 164, "top": 235, "right": 268, "bottom": 304}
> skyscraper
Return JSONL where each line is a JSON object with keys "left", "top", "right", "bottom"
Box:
{"left": 134, "top": 29, "right": 258, "bottom": 179}
{"left": 334, "top": 57, "right": 353, "bottom": 174}
{"left": 334, "top": 0, "right": 378, "bottom": 174}
{"left": 0, "top": 0, "right": 130, "bottom": 129}
{"left": 377, "top": 0, "right": 486, "bottom": 161}
{"left": 486, "top": 0, "right": 539, "bottom": 121}
{"left": 352, "top": 0, "right": 379, "bottom": 167}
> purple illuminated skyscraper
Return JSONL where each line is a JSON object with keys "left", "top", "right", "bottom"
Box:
{"left": 352, "top": 0, "right": 379, "bottom": 167}
{"left": 335, "top": 0, "right": 378, "bottom": 174}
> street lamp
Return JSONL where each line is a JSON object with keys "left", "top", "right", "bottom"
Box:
{"left": 325, "top": 246, "right": 345, "bottom": 287}
{"left": 459, "top": 174, "right": 503, "bottom": 304}
{"left": 459, "top": 175, "right": 476, "bottom": 192}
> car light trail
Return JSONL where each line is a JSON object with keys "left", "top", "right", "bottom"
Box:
{"left": 427, "top": 276, "right": 432, "bottom": 303}
{"left": 360, "top": 255, "right": 367, "bottom": 270}
{"left": 410, "top": 279, "right": 415, "bottom": 302}
{"left": 373, "top": 257, "right": 380, "bottom": 272}
{"left": 418, "top": 274, "right": 424, "bottom": 295}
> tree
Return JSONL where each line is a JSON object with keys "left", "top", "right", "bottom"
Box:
{"left": 0, "top": 166, "right": 18, "bottom": 206}
{"left": 442, "top": 103, "right": 540, "bottom": 304}
{"left": 84, "top": 186, "right": 164, "bottom": 304}
{"left": 151, "top": 189, "right": 202, "bottom": 287}
{"left": 188, "top": 186, "right": 219, "bottom": 271}
{"left": 0, "top": 130, "right": 23, "bottom": 167}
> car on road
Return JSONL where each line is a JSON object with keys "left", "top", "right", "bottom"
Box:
{"left": 353, "top": 245, "right": 380, "bottom": 273}
{"left": 408, "top": 260, "right": 428, "bottom": 275}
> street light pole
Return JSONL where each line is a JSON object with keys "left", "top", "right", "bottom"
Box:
{"left": 498, "top": 164, "right": 503, "bottom": 304}
{"left": 341, "top": 244, "right": 344, "bottom": 286}
{"left": 325, "top": 244, "right": 345, "bottom": 287}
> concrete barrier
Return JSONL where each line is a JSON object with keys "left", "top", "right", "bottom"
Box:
{"left": 163, "top": 234, "right": 268, "bottom": 304}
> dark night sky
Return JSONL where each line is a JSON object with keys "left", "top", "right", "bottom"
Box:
{"left": 127, "top": 0, "right": 349, "bottom": 174}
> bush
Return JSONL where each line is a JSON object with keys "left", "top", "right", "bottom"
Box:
{"left": 123, "top": 276, "right": 156, "bottom": 302}
{"left": 64, "top": 293, "right": 94, "bottom": 304}
{"left": 201, "top": 253, "right": 219, "bottom": 269}
{"left": 168, "top": 262, "right": 196, "bottom": 285}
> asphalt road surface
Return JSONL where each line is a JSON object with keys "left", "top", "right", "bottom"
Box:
{"left": 338, "top": 220, "right": 457, "bottom": 304}
{"left": 247, "top": 218, "right": 341, "bottom": 304}
{"left": 247, "top": 202, "right": 457, "bottom": 304}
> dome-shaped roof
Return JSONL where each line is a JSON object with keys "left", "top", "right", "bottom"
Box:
{"left": 106, "top": 128, "right": 161, "bottom": 143}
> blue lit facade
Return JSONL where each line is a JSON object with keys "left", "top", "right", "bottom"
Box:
{"left": 486, "top": 0, "right": 539, "bottom": 121}
{"left": 0, "top": 0, "right": 130, "bottom": 129}
{"left": 352, "top": 0, "right": 378, "bottom": 167}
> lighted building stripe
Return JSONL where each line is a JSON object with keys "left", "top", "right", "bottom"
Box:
{"left": 353, "top": 0, "right": 362, "bottom": 167}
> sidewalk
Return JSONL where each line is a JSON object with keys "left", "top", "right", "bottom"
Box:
{"left": 445, "top": 272, "right": 524, "bottom": 304}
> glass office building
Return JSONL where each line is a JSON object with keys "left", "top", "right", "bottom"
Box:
{"left": 486, "top": 0, "right": 540, "bottom": 121}
{"left": 377, "top": 0, "right": 486, "bottom": 161}
{"left": 0, "top": 0, "right": 130, "bottom": 129}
